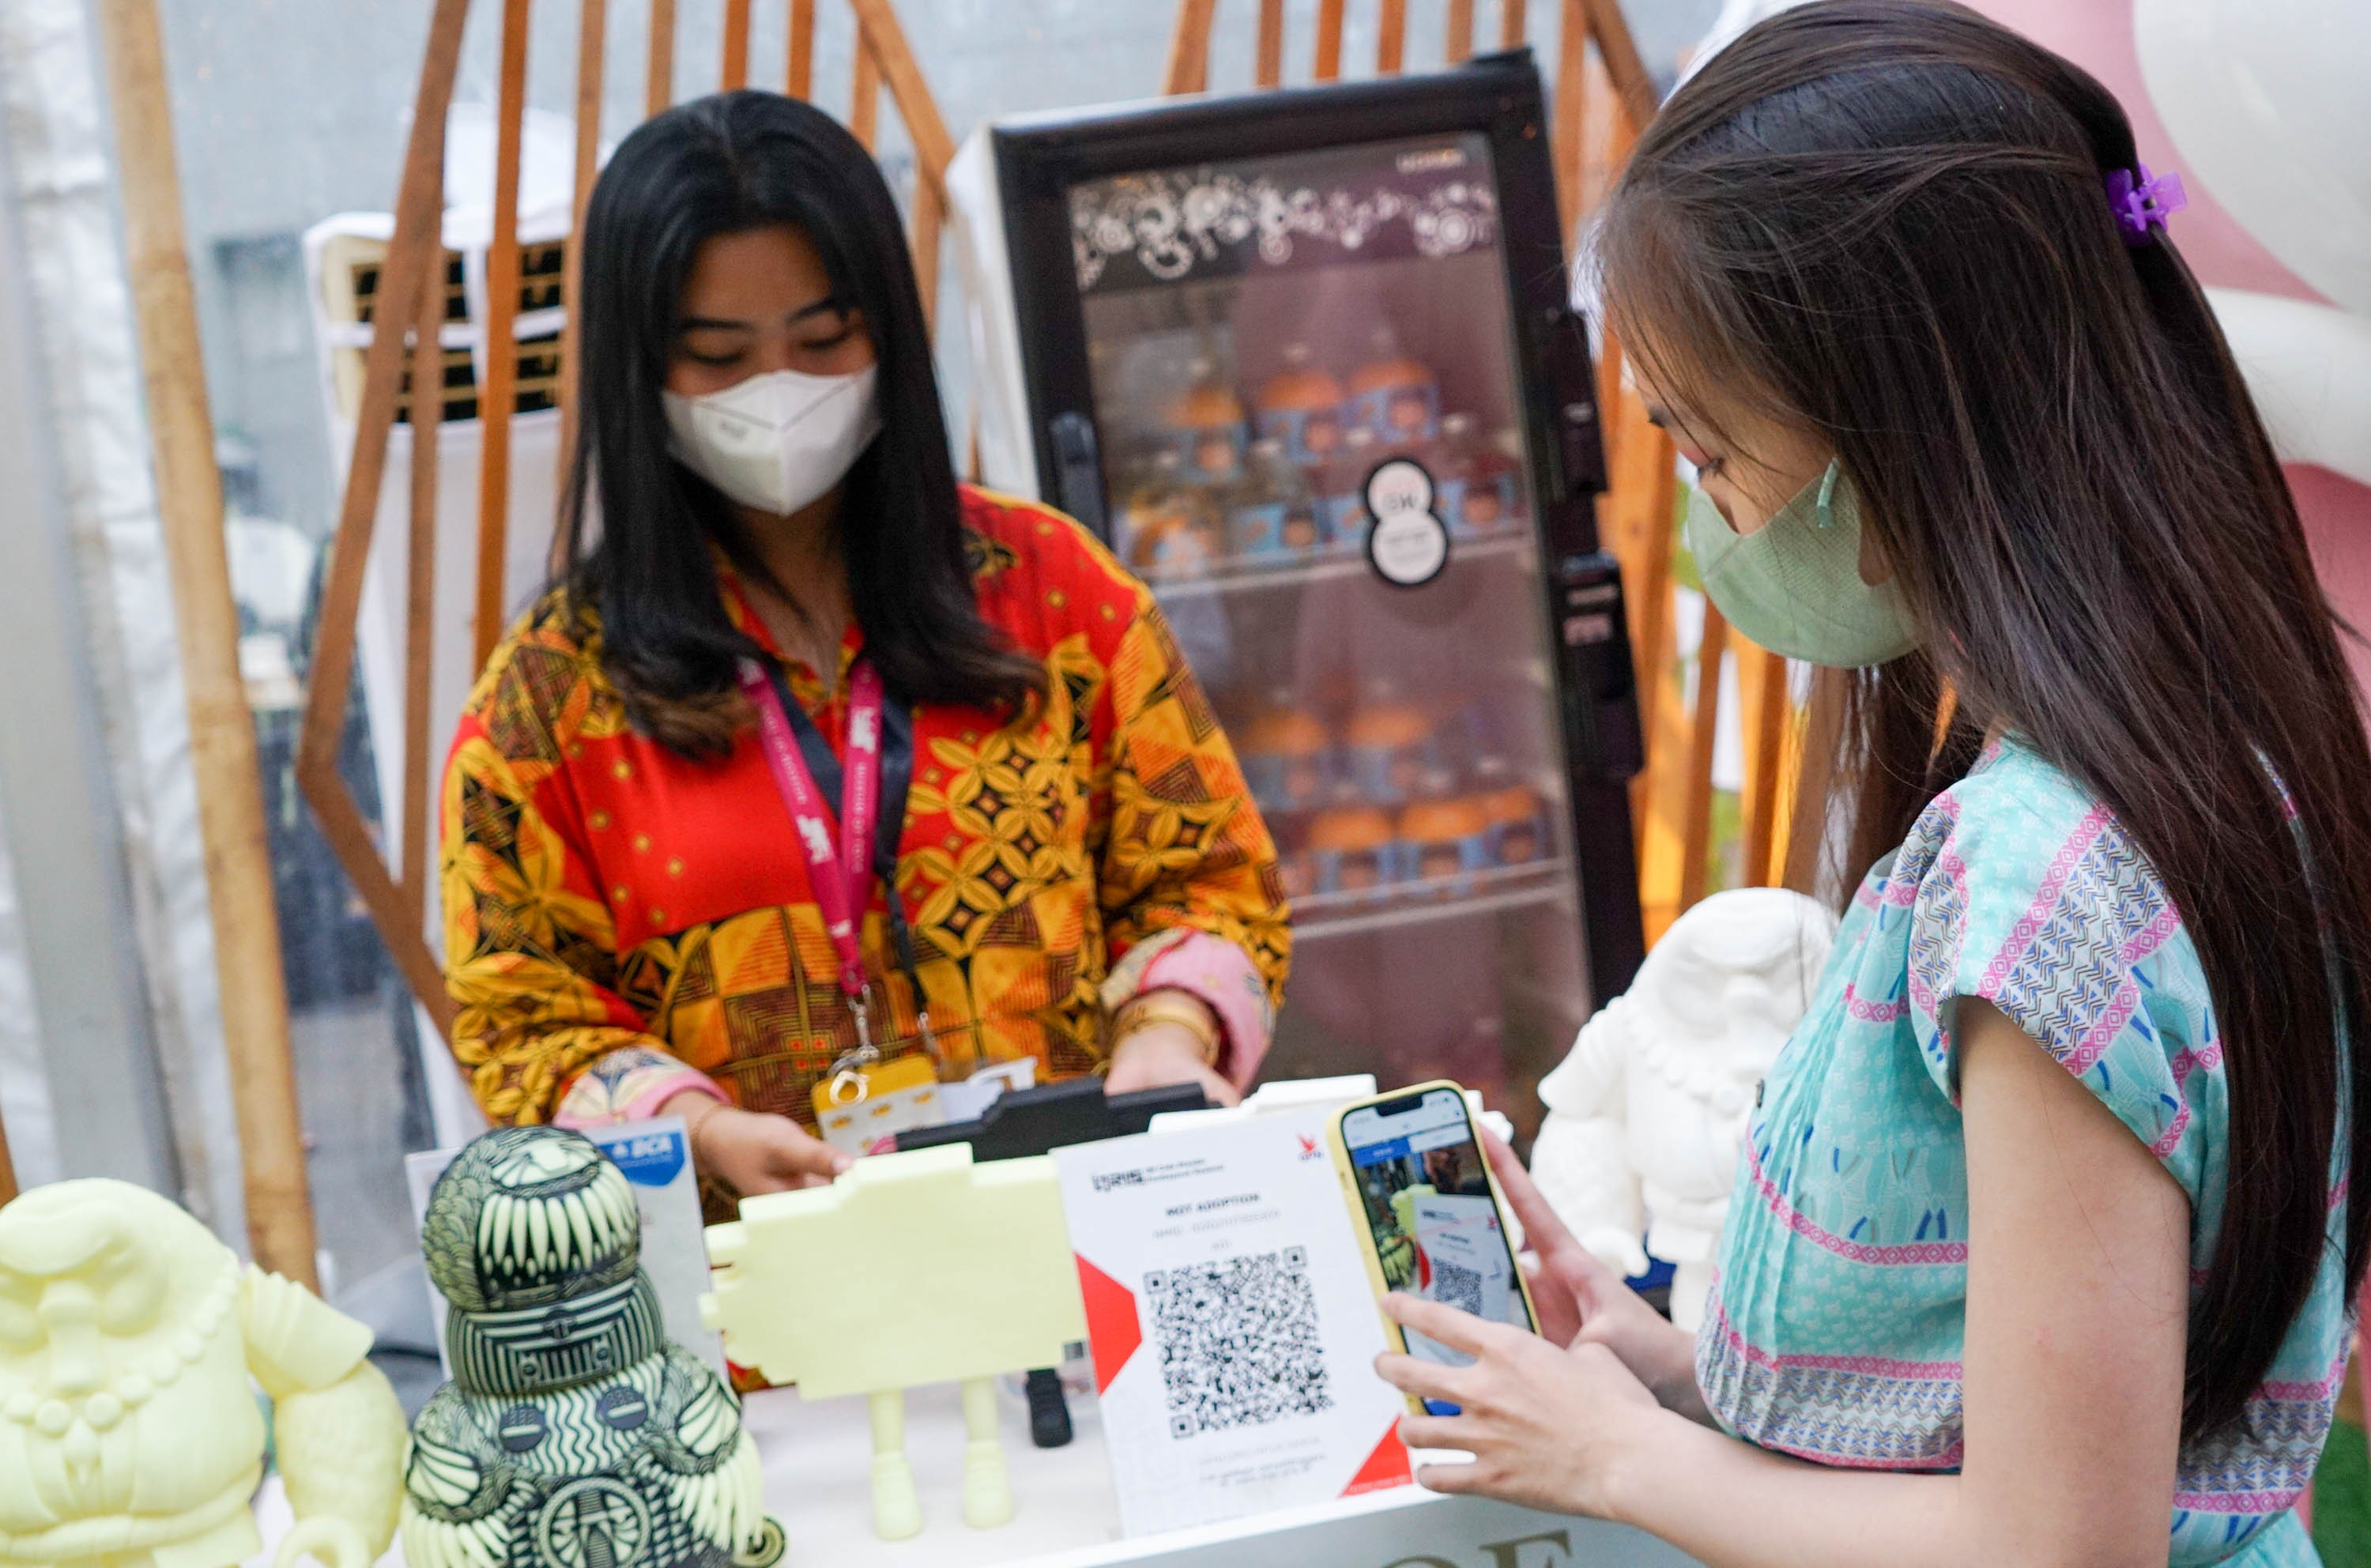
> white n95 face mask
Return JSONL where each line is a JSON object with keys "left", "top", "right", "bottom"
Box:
{"left": 661, "top": 364, "right": 882, "bottom": 516}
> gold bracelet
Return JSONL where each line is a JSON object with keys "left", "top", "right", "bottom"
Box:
{"left": 1108, "top": 989, "right": 1221, "bottom": 1067}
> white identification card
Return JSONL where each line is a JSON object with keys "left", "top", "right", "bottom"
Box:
{"left": 814, "top": 1073, "right": 946, "bottom": 1155}
{"left": 405, "top": 1115, "right": 726, "bottom": 1381}
{"left": 1054, "top": 1109, "right": 1413, "bottom": 1538}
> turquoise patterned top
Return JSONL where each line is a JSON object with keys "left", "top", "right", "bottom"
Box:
{"left": 1698, "top": 738, "right": 2349, "bottom": 1566}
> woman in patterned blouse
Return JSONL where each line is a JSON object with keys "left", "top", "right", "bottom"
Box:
{"left": 439, "top": 92, "right": 1288, "bottom": 1201}
{"left": 1374, "top": 6, "right": 2371, "bottom": 1566}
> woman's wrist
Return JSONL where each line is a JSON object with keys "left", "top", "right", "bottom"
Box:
{"left": 1596, "top": 1400, "right": 1709, "bottom": 1530}
{"left": 1110, "top": 988, "right": 1222, "bottom": 1067}
{"left": 661, "top": 1088, "right": 731, "bottom": 1166}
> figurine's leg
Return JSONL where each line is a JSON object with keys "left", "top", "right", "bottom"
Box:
{"left": 959, "top": 1376, "right": 1013, "bottom": 1529}
{"left": 868, "top": 1388, "right": 924, "bottom": 1540}
{"left": 1024, "top": 1366, "right": 1073, "bottom": 1448}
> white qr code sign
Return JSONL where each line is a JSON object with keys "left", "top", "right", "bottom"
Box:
{"left": 1057, "top": 1110, "right": 1413, "bottom": 1538}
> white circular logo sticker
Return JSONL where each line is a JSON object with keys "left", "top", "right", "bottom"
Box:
{"left": 1363, "top": 457, "right": 1450, "bottom": 588}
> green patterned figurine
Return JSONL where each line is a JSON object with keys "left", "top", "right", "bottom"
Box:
{"left": 401, "top": 1126, "right": 785, "bottom": 1568}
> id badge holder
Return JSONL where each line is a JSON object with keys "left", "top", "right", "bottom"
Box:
{"left": 813, "top": 1050, "right": 948, "bottom": 1155}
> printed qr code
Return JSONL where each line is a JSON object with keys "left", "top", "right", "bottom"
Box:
{"left": 1144, "top": 1248, "right": 1332, "bottom": 1438}
{"left": 1431, "top": 1261, "right": 1483, "bottom": 1316}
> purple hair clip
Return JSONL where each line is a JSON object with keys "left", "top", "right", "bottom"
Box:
{"left": 2105, "top": 163, "right": 2187, "bottom": 245}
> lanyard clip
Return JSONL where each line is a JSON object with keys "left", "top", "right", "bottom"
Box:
{"left": 825, "top": 1035, "right": 882, "bottom": 1106}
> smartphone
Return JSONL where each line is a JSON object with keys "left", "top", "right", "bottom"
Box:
{"left": 1330, "top": 1080, "right": 1537, "bottom": 1415}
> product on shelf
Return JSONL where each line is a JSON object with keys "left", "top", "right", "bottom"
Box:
{"left": 1472, "top": 756, "right": 1547, "bottom": 865}
{"left": 1114, "top": 451, "right": 1224, "bottom": 579}
{"left": 1400, "top": 780, "right": 1493, "bottom": 892}
{"left": 1240, "top": 691, "right": 1336, "bottom": 812}
{"left": 1437, "top": 411, "right": 1521, "bottom": 535}
{"left": 1343, "top": 680, "right": 1440, "bottom": 803}
{"left": 1163, "top": 358, "right": 1247, "bottom": 484}
{"left": 1231, "top": 437, "right": 1326, "bottom": 558}
{"left": 1271, "top": 813, "right": 1318, "bottom": 901}
{"left": 1347, "top": 323, "right": 1441, "bottom": 444}
{"left": 1308, "top": 802, "right": 1399, "bottom": 896}
{"left": 1254, "top": 342, "right": 1348, "bottom": 467}
{"left": 1322, "top": 426, "right": 1381, "bottom": 549}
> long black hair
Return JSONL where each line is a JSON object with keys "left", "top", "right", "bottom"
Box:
{"left": 561, "top": 89, "right": 1040, "bottom": 756}
{"left": 1599, "top": 0, "right": 2371, "bottom": 1442}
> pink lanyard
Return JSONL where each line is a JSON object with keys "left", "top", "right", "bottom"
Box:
{"left": 737, "top": 655, "right": 887, "bottom": 1043}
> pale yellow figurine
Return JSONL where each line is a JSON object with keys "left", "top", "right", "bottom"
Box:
{"left": 702, "top": 1144, "right": 1087, "bottom": 1541}
{"left": 0, "top": 1178, "right": 407, "bottom": 1568}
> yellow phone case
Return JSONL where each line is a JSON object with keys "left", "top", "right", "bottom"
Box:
{"left": 1326, "top": 1079, "right": 1541, "bottom": 1416}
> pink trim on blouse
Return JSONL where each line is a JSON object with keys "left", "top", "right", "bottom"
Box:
{"left": 1103, "top": 928, "right": 1276, "bottom": 1089}
{"left": 554, "top": 1046, "right": 729, "bottom": 1129}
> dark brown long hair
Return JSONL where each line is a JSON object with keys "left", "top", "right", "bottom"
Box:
{"left": 1598, "top": 0, "right": 2371, "bottom": 1441}
{"left": 564, "top": 92, "right": 1041, "bottom": 757}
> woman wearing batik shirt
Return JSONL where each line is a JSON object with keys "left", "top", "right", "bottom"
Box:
{"left": 1370, "top": 6, "right": 2371, "bottom": 1566}
{"left": 439, "top": 92, "right": 1287, "bottom": 1202}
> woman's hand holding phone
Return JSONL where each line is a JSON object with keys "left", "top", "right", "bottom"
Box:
{"left": 1371, "top": 1129, "right": 1714, "bottom": 1519}
{"left": 1479, "top": 1129, "right": 1709, "bottom": 1422}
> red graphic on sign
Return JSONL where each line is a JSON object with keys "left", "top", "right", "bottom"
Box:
{"left": 1075, "top": 1254, "right": 1141, "bottom": 1395}
{"left": 1341, "top": 1423, "right": 1415, "bottom": 1495}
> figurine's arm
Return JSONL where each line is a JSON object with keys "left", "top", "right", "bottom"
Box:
{"left": 639, "top": 1345, "right": 771, "bottom": 1557}
{"left": 400, "top": 1389, "right": 521, "bottom": 1568}
{"left": 1528, "top": 1001, "right": 1649, "bottom": 1278}
{"left": 242, "top": 1268, "right": 408, "bottom": 1568}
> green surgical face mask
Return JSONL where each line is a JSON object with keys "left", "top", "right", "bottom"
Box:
{"left": 1680, "top": 461, "right": 1921, "bottom": 668}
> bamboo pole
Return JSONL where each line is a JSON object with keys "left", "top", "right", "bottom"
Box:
{"left": 849, "top": 37, "right": 880, "bottom": 149}
{"left": 787, "top": 0, "right": 815, "bottom": 97}
{"left": 909, "top": 178, "right": 944, "bottom": 337}
{"left": 1448, "top": 0, "right": 1476, "bottom": 62}
{"left": 1314, "top": 0, "right": 1344, "bottom": 81}
{"left": 646, "top": 0, "right": 677, "bottom": 116}
{"left": 1740, "top": 644, "right": 1790, "bottom": 887}
{"left": 299, "top": 0, "right": 468, "bottom": 1035}
{"left": 1378, "top": 0, "right": 1408, "bottom": 74}
{"left": 558, "top": 0, "right": 605, "bottom": 499}
{"left": 473, "top": 0, "right": 531, "bottom": 673}
{"left": 1551, "top": 0, "right": 1589, "bottom": 242}
{"left": 401, "top": 264, "right": 444, "bottom": 920}
{"left": 1256, "top": 0, "right": 1284, "bottom": 87}
{"left": 1573, "top": 0, "right": 1656, "bottom": 130}
{"left": 1163, "top": 0, "right": 1216, "bottom": 95}
{"left": 849, "top": 0, "right": 956, "bottom": 196}
{"left": 93, "top": 0, "right": 318, "bottom": 1285}
{"left": 1502, "top": 0, "right": 1528, "bottom": 47}
{"left": 1782, "top": 668, "right": 1849, "bottom": 895}
{"left": 722, "top": 0, "right": 752, "bottom": 89}
{"left": 1677, "top": 605, "right": 1728, "bottom": 913}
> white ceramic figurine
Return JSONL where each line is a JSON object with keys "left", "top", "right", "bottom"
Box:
{"left": 1530, "top": 887, "right": 1838, "bottom": 1330}
{"left": 0, "top": 1178, "right": 408, "bottom": 1568}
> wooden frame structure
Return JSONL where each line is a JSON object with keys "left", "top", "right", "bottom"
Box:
{"left": 94, "top": 0, "right": 318, "bottom": 1283}
{"left": 1162, "top": 0, "right": 1838, "bottom": 941}
{"left": 299, "top": 0, "right": 957, "bottom": 1038}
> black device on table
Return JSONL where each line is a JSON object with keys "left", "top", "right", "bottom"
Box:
{"left": 895, "top": 1076, "right": 1210, "bottom": 1448}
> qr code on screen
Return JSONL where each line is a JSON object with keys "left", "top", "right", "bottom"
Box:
{"left": 1144, "top": 1247, "right": 1332, "bottom": 1439}
{"left": 1431, "top": 1261, "right": 1483, "bottom": 1316}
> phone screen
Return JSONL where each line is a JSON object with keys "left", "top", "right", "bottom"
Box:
{"left": 1340, "top": 1086, "right": 1532, "bottom": 1412}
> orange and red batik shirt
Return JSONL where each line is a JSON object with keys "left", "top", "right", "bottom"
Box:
{"left": 439, "top": 486, "right": 1290, "bottom": 1134}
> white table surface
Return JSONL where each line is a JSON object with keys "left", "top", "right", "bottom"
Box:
{"left": 251, "top": 1378, "right": 1699, "bottom": 1568}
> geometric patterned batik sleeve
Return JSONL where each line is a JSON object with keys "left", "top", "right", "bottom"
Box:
{"left": 440, "top": 708, "right": 676, "bottom": 1127}
{"left": 1902, "top": 766, "right": 2220, "bottom": 1208}
{"left": 1093, "top": 597, "right": 1292, "bottom": 1079}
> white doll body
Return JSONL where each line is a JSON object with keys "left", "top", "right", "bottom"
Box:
{"left": 1532, "top": 888, "right": 1838, "bottom": 1331}
{"left": 0, "top": 1182, "right": 405, "bottom": 1568}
